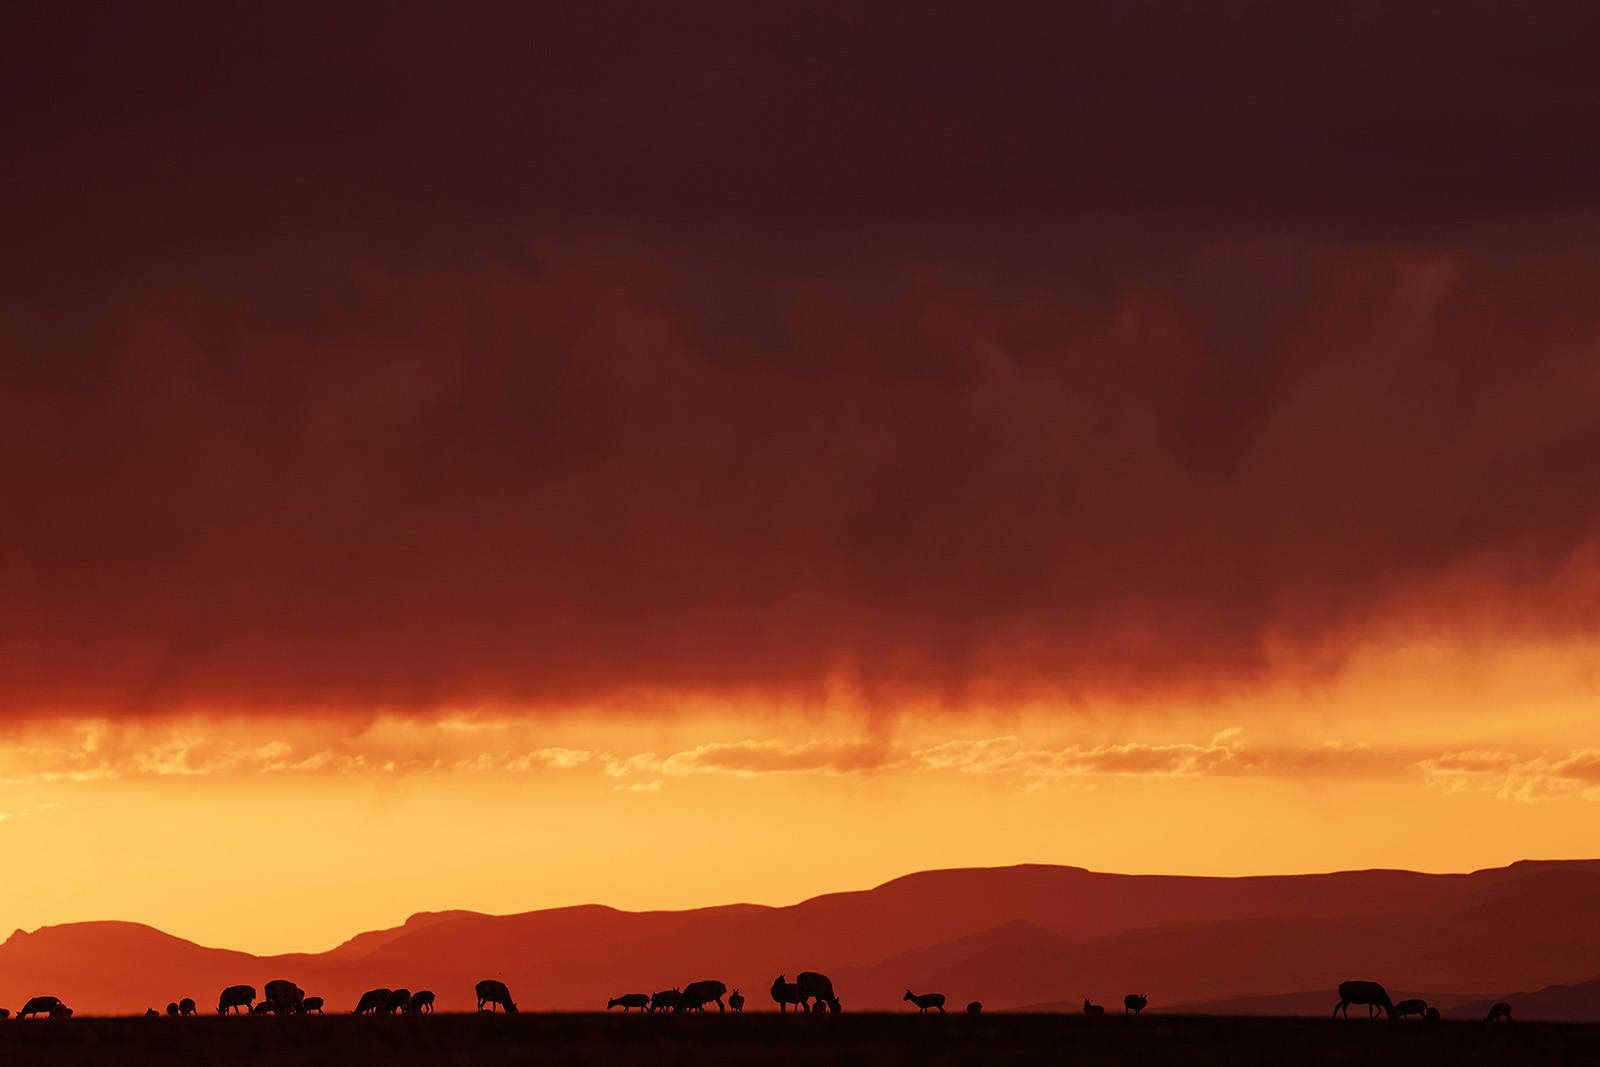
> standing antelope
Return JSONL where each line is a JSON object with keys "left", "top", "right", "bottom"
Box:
{"left": 728, "top": 989, "right": 745, "bottom": 1013}
{"left": 904, "top": 990, "right": 945, "bottom": 1013}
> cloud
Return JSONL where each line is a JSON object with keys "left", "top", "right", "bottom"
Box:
{"left": 0, "top": 803, "right": 63, "bottom": 822}
{"left": 911, "top": 734, "right": 1241, "bottom": 782}
{"left": 0, "top": 5, "right": 1599, "bottom": 722}
{"left": 1418, "top": 749, "right": 1600, "bottom": 801}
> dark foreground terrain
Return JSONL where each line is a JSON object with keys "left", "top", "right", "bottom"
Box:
{"left": 1, "top": 1013, "right": 1594, "bottom": 1067}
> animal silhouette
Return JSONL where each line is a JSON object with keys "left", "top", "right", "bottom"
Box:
{"left": 729, "top": 989, "right": 745, "bottom": 1013}
{"left": 904, "top": 990, "right": 945, "bottom": 1013}
{"left": 264, "top": 979, "right": 305, "bottom": 1014}
{"left": 250, "top": 1001, "right": 273, "bottom": 1014}
{"left": 771, "top": 975, "right": 805, "bottom": 1012}
{"left": 607, "top": 993, "right": 650, "bottom": 1012}
{"left": 797, "top": 971, "right": 841, "bottom": 1013}
{"left": 304, "top": 997, "right": 326, "bottom": 1014}
{"left": 677, "top": 980, "right": 728, "bottom": 1013}
{"left": 1486, "top": 1002, "right": 1513, "bottom": 1022}
{"left": 166, "top": 1002, "right": 179, "bottom": 1017}
{"left": 408, "top": 991, "right": 433, "bottom": 1014}
{"left": 650, "top": 988, "right": 680, "bottom": 1013}
{"left": 354, "top": 988, "right": 392, "bottom": 1015}
{"left": 475, "top": 979, "right": 517, "bottom": 1013}
{"left": 145, "top": 1008, "right": 160, "bottom": 1017}
{"left": 1425, "top": 1006, "right": 1440, "bottom": 1021}
{"left": 966, "top": 1001, "right": 982, "bottom": 1014}
{"left": 179, "top": 998, "right": 196, "bottom": 1016}
{"left": 1334, "top": 980, "right": 1394, "bottom": 1019}
{"left": 385, "top": 988, "right": 412, "bottom": 1014}
{"left": 50, "top": 1005, "right": 73, "bottom": 1019}
{"left": 1393, "top": 998, "right": 1428, "bottom": 1020}
{"left": 1084, "top": 999, "right": 1104, "bottom": 1016}
{"left": 1124, "top": 993, "right": 1149, "bottom": 1015}
{"left": 217, "top": 985, "right": 255, "bottom": 1015}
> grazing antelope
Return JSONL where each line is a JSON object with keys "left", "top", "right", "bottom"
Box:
{"left": 218, "top": 985, "right": 255, "bottom": 1015}
{"left": 729, "top": 989, "right": 745, "bottom": 1013}
{"left": 677, "top": 980, "right": 728, "bottom": 1013}
{"left": 771, "top": 975, "right": 805, "bottom": 1012}
{"left": 354, "top": 988, "right": 392, "bottom": 1015}
{"left": 1486, "top": 1002, "right": 1512, "bottom": 1022}
{"left": 608, "top": 993, "right": 650, "bottom": 1012}
{"left": 475, "top": 979, "right": 517, "bottom": 1014}
{"left": 797, "top": 972, "right": 841, "bottom": 1014}
{"left": 1334, "top": 981, "right": 1394, "bottom": 1019}
{"left": 1084, "top": 999, "right": 1104, "bottom": 1016}
{"left": 650, "top": 989, "right": 680, "bottom": 1013}
{"left": 408, "top": 992, "right": 432, "bottom": 1014}
{"left": 966, "top": 1002, "right": 982, "bottom": 1014}
{"left": 179, "top": 998, "right": 197, "bottom": 1016}
{"left": 904, "top": 990, "right": 945, "bottom": 1013}
{"left": 385, "top": 989, "right": 412, "bottom": 1014}
{"left": 1393, "top": 999, "right": 1428, "bottom": 1020}
{"left": 1124, "top": 993, "right": 1149, "bottom": 1015}
{"left": 265, "top": 979, "right": 305, "bottom": 1014}
{"left": 304, "top": 997, "right": 326, "bottom": 1014}
{"left": 166, "top": 1003, "right": 179, "bottom": 1017}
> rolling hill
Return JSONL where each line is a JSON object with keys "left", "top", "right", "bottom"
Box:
{"left": 4, "top": 860, "right": 1598, "bottom": 1015}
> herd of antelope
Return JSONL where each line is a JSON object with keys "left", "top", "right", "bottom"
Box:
{"left": 0, "top": 977, "right": 1518, "bottom": 1021}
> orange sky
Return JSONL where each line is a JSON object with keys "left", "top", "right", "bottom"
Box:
{"left": 5, "top": 632, "right": 1598, "bottom": 954}
{"left": 5, "top": 3, "right": 1600, "bottom": 955}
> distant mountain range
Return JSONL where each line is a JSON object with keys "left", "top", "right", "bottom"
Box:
{"left": 5, "top": 860, "right": 1600, "bottom": 1016}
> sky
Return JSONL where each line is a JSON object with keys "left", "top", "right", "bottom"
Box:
{"left": 3, "top": 1, "right": 1600, "bottom": 954}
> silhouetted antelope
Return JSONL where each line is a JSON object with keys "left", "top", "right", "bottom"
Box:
{"left": 49, "top": 1005, "right": 73, "bottom": 1019}
{"left": 475, "top": 979, "right": 517, "bottom": 1013}
{"left": 265, "top": 979, "right": 305, "bottom": 1014}
{"left": 1084, "top": 999, "right": 1104, "bottom": 1016}
{"left": 304, "top": 997, "right": 325, "bottom": 1014}
{"left": 966, "top": 1002, "right": 982, "bottom": 1014}
{"left": 650, "top": 989, "right": 680, "bottom": 1013}
{"left": 1486, "top": 1002, "right": 1512, "bottom": 1022}
{"left": 385, "top": 989, "right": 412, "bottom": 1014}
{"left": 1393, "top": 999, "right": 1428, "bottom": 1020}
{"left": 354, "top": 988, "right": 392, "bottom": 1015}
{"left": 904, "top": 990, "right": 945, "bottom": 1013}
{"left": 677, "top": 980, "right": 728, "bottom": 1012}
{"left": 179, "top": 998, "right": 196, "bottom": 1016}
{"left": 1334, "top": 981, "right": 1394, "bottom": 1019}
{"left": 1124, "top": 993, "right": 1148, "bottom": 1015}
{"left": 408, "top": 991, "right": 432, "bottom": 1014}
{"left": 608, "top": 993, "right": 650, "bottom": 1012}
{"left": 218, "top": 985, "right": 255, "bottom": 1015}
{"left": 729, "top": 989, "right": 745, "bottom": 1013}
{"left": 771, "top": 975, "right": 805, "bottom": 1012}
{"left": 166, "top": 1002, "right": 179, "bottom": 1017}
{"left": 797, "top": 972, "right": 841, "bottom": 1014}
{"left": 250, "top": 1001, "right": 273, "bottom": 1014}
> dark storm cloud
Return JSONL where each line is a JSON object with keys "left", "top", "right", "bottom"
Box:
{"left": 3, "top": 2, "right": 1599, "bottom": 718}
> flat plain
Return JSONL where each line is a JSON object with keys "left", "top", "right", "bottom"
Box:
{"left": 1, "top": 1013, "right": 1594, "bottom": 1067}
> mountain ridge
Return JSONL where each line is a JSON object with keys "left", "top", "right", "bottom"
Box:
{"left": 6, "top": 859, "right": 1599, "bottom": 1016}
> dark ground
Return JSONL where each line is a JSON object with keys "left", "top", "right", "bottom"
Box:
{"left": 1, "top": 1013, "right": 1593, "bottom": 1067}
